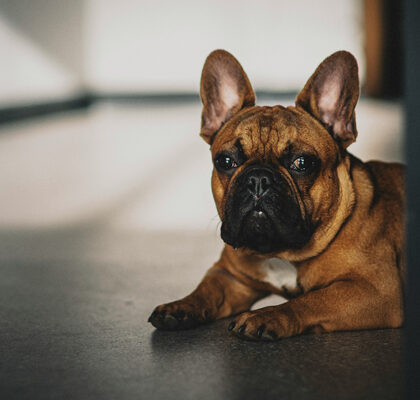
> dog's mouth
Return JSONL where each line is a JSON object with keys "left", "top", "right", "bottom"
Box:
{"left": 220, "top": 166, "right": 312, "bottom": 253}
{"left": 238, "top": 208, "right": 276, "bottom": 253}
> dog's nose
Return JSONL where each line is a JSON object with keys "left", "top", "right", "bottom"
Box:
{"left": 246, "top": 170, "right": 272, "bottom": 198}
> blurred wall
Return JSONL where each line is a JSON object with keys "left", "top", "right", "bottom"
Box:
{"left": 84, "top": 0, "right": 364, "bottom": 94}
{"left": 0, "top": 0, "right": 84, "bottom": 107}
{"left": 0, "top": 1, "right": 404, "bottom": 233}
{"left": 0, "top": 0, "right": 364, "bottom": 107}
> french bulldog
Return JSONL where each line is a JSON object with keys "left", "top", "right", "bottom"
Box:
{"left": 148, "top": 50, "right": 405, "bottom": 340}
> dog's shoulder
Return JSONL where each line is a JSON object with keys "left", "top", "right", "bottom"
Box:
{"left": 349, "top": 154, "right": 404, "bottom": 202}
{"left": 346, "top": 155, "right": 404, "bottom": 250}
{"left": 364, "top": 160, "right": 404, "bottom": 187}
{"left": 362, "top": 158, "right": 404, "bottom": 204}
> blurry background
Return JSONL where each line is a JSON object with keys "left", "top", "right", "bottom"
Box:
{"left": 0, "top": 0, "right": 403, "bottom": 233}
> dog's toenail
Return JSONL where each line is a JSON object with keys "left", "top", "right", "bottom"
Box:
{"left": 238, "top": 324, "right": 246, "bottom": 334}
{"left": 228, "top": 321, "right": 236, "bottom": 331}
{"left": 257, "top": 324, "right": 266, "bottom": 338}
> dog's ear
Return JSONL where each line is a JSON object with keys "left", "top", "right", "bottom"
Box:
{"left": 296, "top": 51, "right": 360, "bottom": 148}
{"left": 200, "top": 50, "right": 255, "bottom": 144}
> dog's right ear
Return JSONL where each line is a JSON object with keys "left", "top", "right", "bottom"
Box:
{"left": 200, "top": 50, "right": 255, "bottom": 145}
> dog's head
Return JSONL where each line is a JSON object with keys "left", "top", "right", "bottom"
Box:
{"left": 200, "top": 50, "right": 359, "bottom": 259}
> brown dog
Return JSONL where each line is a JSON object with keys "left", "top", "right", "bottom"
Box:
{"left": 148, "top": 50, "right": 405, "bottom": 340}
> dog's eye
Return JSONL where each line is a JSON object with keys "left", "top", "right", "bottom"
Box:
{"left": 290, "top": 156, "right": 313, "bottom": 172}
{"left": 215, "top": 155, "right": 238, "bottom": 171}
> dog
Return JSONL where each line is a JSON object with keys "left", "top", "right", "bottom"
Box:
{"left": 148, "top": 50, "right": 405, "bottom": 340}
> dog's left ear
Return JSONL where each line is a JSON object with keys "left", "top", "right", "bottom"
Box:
{"left": 296, "top": 51, "right": 360, "bottom": 148}
{"left": 200, "top": 50, "right": 255, "bottom": 144}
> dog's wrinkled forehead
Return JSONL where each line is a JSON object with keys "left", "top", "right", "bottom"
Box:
{"left": 212, "top": 105, "right": 334, "bottom": 160}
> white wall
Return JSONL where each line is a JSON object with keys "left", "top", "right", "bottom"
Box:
{"left": 84, "top": 0, "right": 364, "bottom": 93}
{"left": 0, "top": 0, "right": 364, "bottom": 107}
{"left": 0, "top": 0, "right": 84, "bottom": 107}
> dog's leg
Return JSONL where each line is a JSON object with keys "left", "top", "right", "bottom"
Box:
{"left": 228, "top": 277, "right": 403, "bottom": 340}
{"left": 148, "top": 266, "right": 266, "bottom": 330}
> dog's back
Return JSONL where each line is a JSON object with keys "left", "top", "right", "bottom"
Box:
{"left": 351, "top": 155, "right": 405, "bottom": 276}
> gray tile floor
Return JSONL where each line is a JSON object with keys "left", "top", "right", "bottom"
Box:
{"left": 0, "top": 230, "right": 403, "bottom": 400}
{"left": 0, "top": 100, "right": 404, "bottom": 399}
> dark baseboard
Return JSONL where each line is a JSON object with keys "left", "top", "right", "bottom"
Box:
{"left": 90, "top": 90, "right": 297, "bottom": 104}
{"left": 0, "top": 95, "right": 93, "bottom": 125}
{"left": 94, "top": 92, "right": 200, "bottom": 104}
{"left": 0, "top": 90, "right": 298, "bottom": 125}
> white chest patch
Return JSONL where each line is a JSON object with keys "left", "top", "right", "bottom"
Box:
{"left": 260, "top": 258, "right": 298, "bottom": 291}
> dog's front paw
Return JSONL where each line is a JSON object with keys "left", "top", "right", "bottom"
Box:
{"left": 148, "top": 300, "right": 211, "bottom": 331}
{"left": 228, "top": 308, "right": 295, "bottom": 341}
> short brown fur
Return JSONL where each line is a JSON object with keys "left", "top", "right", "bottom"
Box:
{"left": 149, "top": 50, "right": 404, "bottom": 340}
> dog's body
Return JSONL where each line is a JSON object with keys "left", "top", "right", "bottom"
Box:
{"left": 148, "top": 50, "right": 405, "bottom": 340}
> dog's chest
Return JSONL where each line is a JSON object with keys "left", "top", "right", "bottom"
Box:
{"left": 259, "top": 258, "right": 298, "bottom": 291}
